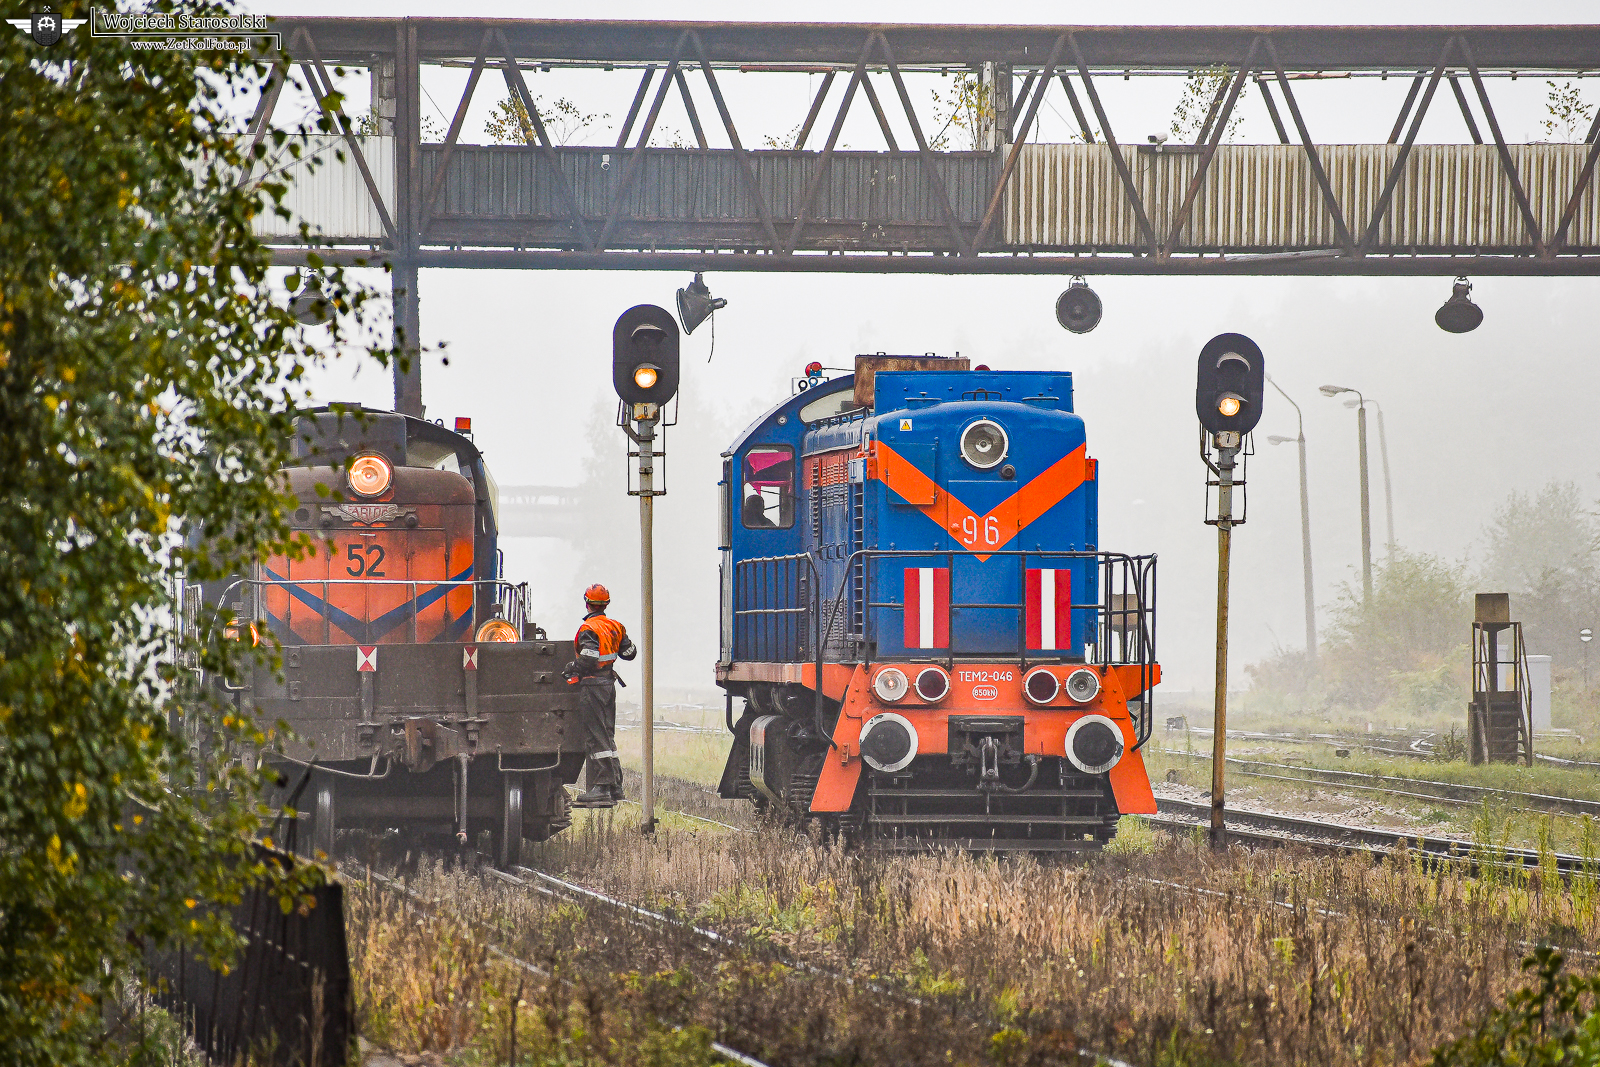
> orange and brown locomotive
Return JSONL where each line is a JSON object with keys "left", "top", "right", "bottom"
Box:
{"left": 195, "top": 406, "right": 581, "bottom": 864}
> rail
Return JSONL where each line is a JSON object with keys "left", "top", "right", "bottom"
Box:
{"left": 732, "top": 549, "right": 1157, "bottom": 746}
{"left": 202, "top": 576, "right": 531, "bottom": 648}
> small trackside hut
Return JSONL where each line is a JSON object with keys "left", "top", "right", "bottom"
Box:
{"left": 188, "top": 407, "right": 582, "bottom": 866}
{"left": 715, "top": 355, "right": 1159, "bottom": 850}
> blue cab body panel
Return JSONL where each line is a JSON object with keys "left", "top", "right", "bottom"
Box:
{"left": 722, "top": 364, "right": 1101, "bottom": 665}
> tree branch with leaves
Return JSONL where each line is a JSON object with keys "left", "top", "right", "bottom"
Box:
{"left": 0, "top": 3, "right": 389, "bottom": 1063}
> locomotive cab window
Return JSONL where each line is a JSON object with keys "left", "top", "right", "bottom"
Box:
{"left": 741, "top": 446, "right": 794, "bottom": 530}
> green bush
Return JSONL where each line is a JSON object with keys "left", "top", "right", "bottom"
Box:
{"left": 1433, "top": 947, "right": 1600, "bottom": 1067}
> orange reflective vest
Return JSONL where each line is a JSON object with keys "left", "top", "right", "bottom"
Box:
{"left": 575, "top": 614, "right": 628, "bottom": 669}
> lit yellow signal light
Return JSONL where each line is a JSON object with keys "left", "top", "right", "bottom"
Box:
{"left": 633, "top": 364, "right": 659, "bottom": 390}
{"left": 1216, "top": 394, "right": 1242, "bottom": 418}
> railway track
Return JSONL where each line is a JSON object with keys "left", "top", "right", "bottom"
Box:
{"left": 353, "top": 862, "right": 776, "bottom": 1067}
{"left": 1150, "top": 796, "right": 1592, "bottom": 877}
{"left": 1157, "top": 749, "right": 1600, "bottom": 818}
{"left": 1177, "top": 725, "right": 1600, "bottom": 769}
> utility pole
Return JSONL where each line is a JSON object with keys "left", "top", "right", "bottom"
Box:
{"left": 1356, "top": 402, "right": 1372, "bottom": 604}
{"left": 1266, "top": 378, "right": 1316, "bottom": 662}
{"left": 1321, "top": 385, "right": 1373, "bottom": 606}
{"left": 611, "top": 305, "right": 680, "bottom": 836}
{"left": 1197, "top": 333, "right": 1265, "bottom": 848}
{"left": 1373, "top": 401, "right": 1395, "bottom": 555}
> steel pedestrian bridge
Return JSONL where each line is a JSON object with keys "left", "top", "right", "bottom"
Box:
{"left": 244, "top": 19, "right": 1600, "bottom": 410}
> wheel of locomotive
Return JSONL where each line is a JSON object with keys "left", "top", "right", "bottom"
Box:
{"left": 310, "top": 779, "right": 335, "bottom": 860}
{"left": 500, "top": 773, "right": 524, "bottom": 869}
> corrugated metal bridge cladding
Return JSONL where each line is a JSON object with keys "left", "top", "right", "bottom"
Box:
{"left": 259, "top": 140, "right": 1600, "bottom": 253}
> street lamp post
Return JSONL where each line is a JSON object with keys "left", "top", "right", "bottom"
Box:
{"left": 1320, "top": 384, "right": 1373, "bottom": 606}
{"left": 1265, "top": 377, "right": 1316, "bottom": 662}
{"left": 1583, "top": 628, "right": 1594, "bottom": 693}
{"left": 1345, "top": 397, "right": 1395, "bottom": 556}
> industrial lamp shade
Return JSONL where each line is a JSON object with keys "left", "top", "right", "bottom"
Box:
{"left": 1435, "top": 276, "right": 1483, "bottom": 334}
{"left": 675, "top": 272, "right": 727, "bottom": 335}
{"left": 288, "top": 271, "right": 334, "bottom": 326}
{"left": 1055, "top": 276, "right": 1102, "bottom": 334}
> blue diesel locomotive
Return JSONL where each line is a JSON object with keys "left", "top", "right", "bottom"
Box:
{"left": 715, "top": 354, "right": 1159, "bottom": 850}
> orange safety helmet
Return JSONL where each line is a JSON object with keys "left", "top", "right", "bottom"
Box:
{"left": 583, "top": 583, "right": 611, "bottom": 606}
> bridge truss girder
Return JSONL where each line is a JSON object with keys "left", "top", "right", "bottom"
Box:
{"left": 251, "top": 19, "right": 1600, "bottom": 411}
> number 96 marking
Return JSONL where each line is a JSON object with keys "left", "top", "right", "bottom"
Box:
{"left": 956, "top": 515, "right": 1003, "bottom": 547}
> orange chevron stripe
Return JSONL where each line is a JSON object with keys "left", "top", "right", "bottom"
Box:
{"left": 871, "top": 442, "right": 1091, "bottom": 562}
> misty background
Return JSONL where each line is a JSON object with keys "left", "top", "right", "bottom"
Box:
{"left": 243, "top": 0, "right": 1600, "bottom": 704}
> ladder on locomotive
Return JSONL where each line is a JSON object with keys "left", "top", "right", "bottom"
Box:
{"left": 850, "top": 480, "right": 865, "bottom": 643}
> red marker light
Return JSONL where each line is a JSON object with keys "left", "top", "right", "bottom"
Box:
{"left": 805, "top": 361, "right": 823, "bottom": 376}
{"left": 975, "top": 364, "right": 991, "bottom": 371}
{"left": 454, "top": 416, "right": 472, "bottom": 433}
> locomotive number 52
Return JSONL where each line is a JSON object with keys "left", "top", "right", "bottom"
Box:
{"left": 345, "top": 542, "right": 387, "bottom": 577}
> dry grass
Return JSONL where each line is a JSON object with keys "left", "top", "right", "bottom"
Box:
{"left": 344, "top": 771, "right": 1600, "bottom": 1067}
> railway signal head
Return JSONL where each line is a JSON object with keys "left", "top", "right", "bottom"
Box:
{"left": 612, "top": 304, "right": 680, "bottom": 406}
{"left": 1196, "top": 333, "right": 1265, "bottom": 435}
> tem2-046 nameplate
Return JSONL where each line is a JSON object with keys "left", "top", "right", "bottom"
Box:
{"left": 322, "top": 503, "right": 415, "bottom": 524}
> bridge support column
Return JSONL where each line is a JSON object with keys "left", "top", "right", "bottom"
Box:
{"left": 392, "top": 260, "right": 422, "bottom": 417}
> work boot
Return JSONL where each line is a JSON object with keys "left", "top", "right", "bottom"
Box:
{"left": 607, "top": 758, "right": 626, "bottom": 801}
{"left": 571, "top": 786, "right": 615, "bottom": 809}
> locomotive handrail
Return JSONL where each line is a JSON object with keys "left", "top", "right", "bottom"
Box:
{"left": 208, "top": 576, "right": 531, "bottom": 647}
{"left": 732, "top": 547, "right": 1158, "bottom": 748}
{"left": 825, "top": 548, "right": 1156, "bottom": 747}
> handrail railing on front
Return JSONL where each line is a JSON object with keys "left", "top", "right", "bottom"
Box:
{"left": 210, "top": 576, "right": 530, "bottom": 647}
{"left": 732, "top": 548, "right": 1158, "bottom": 747}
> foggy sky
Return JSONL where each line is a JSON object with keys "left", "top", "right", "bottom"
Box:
{"left": 246, "top": 0, "right": 1600, "bottom": 694}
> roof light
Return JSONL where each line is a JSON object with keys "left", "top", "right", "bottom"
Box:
{"left": 805, "top": 361, "right": 823, "bottom": 376}
{"left": 454, "top": 416, "right": 472, "bottom": 434}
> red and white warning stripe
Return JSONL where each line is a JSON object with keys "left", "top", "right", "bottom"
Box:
{"left": 902, "top": 567, "right": 950, "bottom": 649}
{"left": 1025, "top": 568, "right": 1072, "bottom": 650}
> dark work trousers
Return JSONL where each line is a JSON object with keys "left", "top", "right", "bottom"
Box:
{"left": 578, "top": 679, "right": 621, "bottom": 789}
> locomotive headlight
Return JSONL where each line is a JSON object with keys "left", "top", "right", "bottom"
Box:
{"left": 1064, "top": 667, "right": 1101, "bottom": 703}
{"left": 1064, "top": 714, "right": 1124, "bottom": 775}
{"left": 348, "top": 453, "right": 393, "bottom": 498}
{"left": 633, "top": 363, "right": 660, "bottom": 390}
{"left": 860, "top": 712, "right": 918, "bottom": 773}
{"left": 1216, "top": 393, "right": 1243, "bottom": 418}
{"left": 475, "top": 619, "right": 520, "bottom": 643}
{"left": 960, "top": 419, "right": 1009, "bottom": 470}
{"left": 871, "top": 667, "right": 909, "bottom": 703}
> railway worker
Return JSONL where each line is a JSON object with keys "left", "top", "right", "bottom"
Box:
{"left": 569, "top": 583, "right": 636, "bottom": 809}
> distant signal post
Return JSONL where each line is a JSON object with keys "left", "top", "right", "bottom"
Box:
{"left": 1196, "top": 334, "right": 1265, "bottom": 846}
{"left": 612, "top": 305, "right": 681, "bottom": 834}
